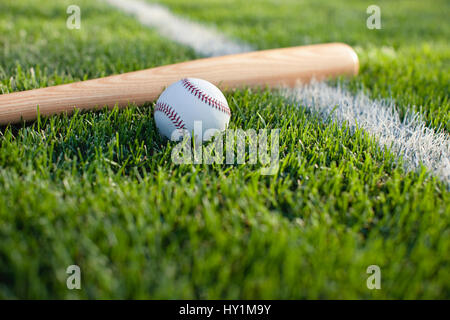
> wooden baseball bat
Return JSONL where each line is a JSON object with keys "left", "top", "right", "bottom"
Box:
{"left": 0, "top": 43, "right": 358, "bottom": 125}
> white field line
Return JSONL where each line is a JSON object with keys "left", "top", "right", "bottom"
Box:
{"left": 283, "top": 83, "right": 450, "bottom": 184}
{"left": 104, "top": 0, "right": 450, "bottom": 185}
{"left": 104, "top": 0, "right": 253, "bottom": 56}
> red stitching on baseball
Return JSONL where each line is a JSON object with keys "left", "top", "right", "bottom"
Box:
{"left": 154, "top": 101, "right": 186, "bottom": 130}
{"left": 181, "top": 78, "right": 231, "bottom": 116}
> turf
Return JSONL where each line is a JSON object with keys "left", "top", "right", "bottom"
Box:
{"left": 0, "top": 0, "right": 449, "bottom": 299}
{"left": 0, "top": 0, "right": 196, "bottom": 91}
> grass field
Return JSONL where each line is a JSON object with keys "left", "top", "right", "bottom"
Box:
{"left": 0, "top": 0, "right": 449, "bottom": 299}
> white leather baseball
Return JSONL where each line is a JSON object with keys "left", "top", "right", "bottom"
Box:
{"left": 154, "top": 78, "right": 231, "bottom": 141}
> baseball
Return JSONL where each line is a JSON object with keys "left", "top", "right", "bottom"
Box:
{"left": 154, "top": 78, "right": 231, "bottom": 141}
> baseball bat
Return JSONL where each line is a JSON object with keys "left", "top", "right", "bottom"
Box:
{"left": 0, "top": 43, "right": 358, "bottom": 125}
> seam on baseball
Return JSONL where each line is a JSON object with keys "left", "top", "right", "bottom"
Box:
{"left": 181, "top": 78, "right": 231, "bottom": 116}
{"left": 154, "top": 101, "right": 186, "bottom": 129}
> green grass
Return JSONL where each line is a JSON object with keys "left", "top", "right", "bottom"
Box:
{"left": 153, "top": 0, "right": 450, "bottom": 131}
{"left": 0, "top": 0, "right": 196, "bottom": 92}
{"left": 0, "top": 0, "right": 449, "bottom": 299}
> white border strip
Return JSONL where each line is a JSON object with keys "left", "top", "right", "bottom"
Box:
{"left": 104, "top": 0, "right": 253, "bottom": 56}
{"left": 104, "top": 0, "right": 449, "bottom": 185}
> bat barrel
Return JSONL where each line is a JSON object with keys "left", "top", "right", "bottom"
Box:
{"left": 0, "top": 43, "right": 358, "bottom": 125}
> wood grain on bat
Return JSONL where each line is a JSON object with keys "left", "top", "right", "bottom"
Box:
{"left": 0, "top": 43, "right": 358, "bottom": 125}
